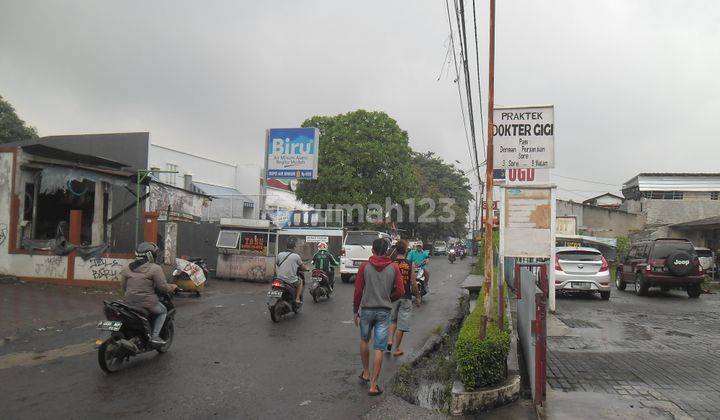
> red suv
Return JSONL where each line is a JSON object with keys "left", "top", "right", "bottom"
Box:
{"left": 616, "top": 238, "right": 704, "bottom": 298}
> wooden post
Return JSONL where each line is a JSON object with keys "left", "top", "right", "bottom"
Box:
{"left": 481, "top": 0, "right": 497, "bottom": 340}
{"left": 69, "top": 210, "right": 82, "bottom": 245}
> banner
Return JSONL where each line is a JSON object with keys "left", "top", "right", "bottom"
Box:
{"left": 266, "top": 128, "right": 320, "bottom": 179}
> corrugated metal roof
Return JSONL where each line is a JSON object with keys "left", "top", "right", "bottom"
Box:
{"left": 623, "top": 173, "right": 720, "bottom": 191}
{"left": 193, "top": 181, "right": 253, "bottom": 202}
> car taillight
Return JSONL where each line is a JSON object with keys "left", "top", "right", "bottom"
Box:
{"left": 554, "top": 255, "right": 561, "bottom": 271}
{"left": 271, "top": 280, "right": 282, "bottom": 288}
{"left": 600, "top": 256, "right": 608, "bottom": 272}
{"left": 695, "top": 259, "right": 703, "bottom": 274}
{"left": 645, "top": 264, "right": 652, "bottom": 272}
{"left": 341, "top": 248, "right": 346, "bottom": 256}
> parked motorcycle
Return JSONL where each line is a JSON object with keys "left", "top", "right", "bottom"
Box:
{"left": 267, "top": 276, "right": 304, "bottom": 322}
{"left": 448, "top": 249, "right": 456, "bottom": 264}
{"left": 309, "top": 269, "right": 333, "bottom": 303}
{"left": 96, "top": 290, "right": 179, "bottom": 373}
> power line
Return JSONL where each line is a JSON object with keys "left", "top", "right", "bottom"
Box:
{"left": 455, "top": 0, "right": 483, "bottom": 188}
{"left": 553, "top": 174, "right": 619, "bottom": 187}
{"left": 471, "top": 0, "right": 486, "bottom": 158}
{"left": 444, "top": 0, "right": 477, "bottom": 182}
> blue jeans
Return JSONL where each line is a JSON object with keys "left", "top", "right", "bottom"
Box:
{"left": 148, "top": 302, "right": 167, "bottom": 338}
{"left": 359, "top": 308, "right": 391, "bottom": 351}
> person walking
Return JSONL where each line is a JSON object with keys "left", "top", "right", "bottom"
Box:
{"left": 353, "top": 238, "right": 404, "bottom": 396}
{"left": 386, "top": 240, "right": 420, "bottom": 356}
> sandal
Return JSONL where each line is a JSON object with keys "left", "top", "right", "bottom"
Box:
{"left": 368, "top": 386, "right": 383, "bottom": 396}
{"left": 358, "top": 372, "right": 370, "bottom": 383}
{"left": 392, "top": 350, "right": 404, "bottom": 357}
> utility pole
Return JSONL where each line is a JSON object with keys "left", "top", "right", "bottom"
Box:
{"left": 480, "top": 0, "right": 496, "bottom": 340}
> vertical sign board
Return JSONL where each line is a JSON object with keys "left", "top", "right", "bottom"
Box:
{"left": 493, "top": 105, "right": 554, "bottom": 169}
{"left": 266, "top": 128, "right": 320, "bottom": 179}
{"left": 503, "top": 187, "right": 552, "bottom": 258}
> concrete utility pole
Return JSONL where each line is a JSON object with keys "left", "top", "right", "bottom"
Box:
{"left": 480, "top": 0, "right": 496, "bottom": 340}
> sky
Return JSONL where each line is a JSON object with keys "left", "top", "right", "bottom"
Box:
{"left": 2, "top": 0, "right": 719, "bottom": 202}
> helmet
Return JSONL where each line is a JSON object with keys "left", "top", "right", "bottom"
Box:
{"left": 135, "top": 242, "right": 159, "bottom": 263}
{"left": 318, "top": 242, "right": 328, "bottom": 250}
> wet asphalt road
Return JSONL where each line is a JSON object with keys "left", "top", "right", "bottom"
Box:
{"left": 0, "top": 256, "right": 470, "bottom": 419}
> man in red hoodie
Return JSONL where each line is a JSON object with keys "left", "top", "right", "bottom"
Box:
{"left": 353, "top": 237, "right": 404, "bottom": 396}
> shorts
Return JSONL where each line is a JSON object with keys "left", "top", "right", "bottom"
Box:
{"left": 359, "top": 308, "right": 391, "bottom": 351}
{"left": 391, "top": 299, "right": 413, "bottom": 332}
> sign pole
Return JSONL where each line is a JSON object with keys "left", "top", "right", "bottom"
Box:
{"left": 481, "top": 0, "right": 496, "bottom": 340}
{"left": 260, "top": 129, "right": 269, "bottom": 220}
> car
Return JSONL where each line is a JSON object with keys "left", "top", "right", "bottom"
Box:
{"left": 695, "top": 247, "right": 715, "bottom": 278}
{"left": 340, "top": 230, "right": 391, "bottom": 283}
{"left": 433, "top": 241, "right": 448, "bottom": 255}
{"left": 554, "top": 247, "right": 611, "bottom": 300}
{"left": 616, "top": 238, "right": 704, "bottom": 298}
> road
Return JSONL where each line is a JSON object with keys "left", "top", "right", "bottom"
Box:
{"left": 0, "top": 256, "right": 470, "bottom": 419}
{"left": 546, "top": 283, "right": 720, "bottom": 419}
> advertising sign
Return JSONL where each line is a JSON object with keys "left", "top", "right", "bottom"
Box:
{"left": 556, "top": 216, "right": 577, "bottom": 236}
{"left": 494, "top": 168, "right": 550, "bottom": 186}
{"left": 493, "top": 105, "right": 554, "bottom": 169}
{"left": 503, "top": 187, "right": 552, "bottom": 258}
{"left": 306, "top": 235, "right": 329, "bottom": 243}
{"left": 266, "top": 128, "right": 320, "bottom": 179}
{"left": 240, "top": 232, "right": 268, "bottom": 254}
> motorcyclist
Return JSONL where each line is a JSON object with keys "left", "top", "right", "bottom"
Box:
{"left": 119, "top": 242, "right": 177, "bottom": 346}
{"left": 312, "top": 242, "right": 339, "bottom": 288}
{"left": 407, "top": 243, "right": 430, "bottom": 290}
{"left": 276, "top": 237, "right": 310, "bottom": 305}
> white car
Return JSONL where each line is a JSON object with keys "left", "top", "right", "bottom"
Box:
{"left": 554, "top": 247, "right": 611, "bottom": 300}
{"left": 433, "top": 241, "right": 448, "bottom": 255}
{"left": 340, "top": 231, "right": 390, "bottom": 283}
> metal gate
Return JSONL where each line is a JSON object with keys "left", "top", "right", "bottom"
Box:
{"left": 514, "top": 262, "right": 548, "bottom": 406}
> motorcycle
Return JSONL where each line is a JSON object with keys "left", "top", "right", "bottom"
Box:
{"left": 267, "top": 275, "right": 304, "bottom": 322}
{"left": 448, "top": 249, "right": 456, "bottom": 264}
{"left": 416, "top": 267, "right": 429, "bottom": 296}
{"left": 96, "top": 290, "right": 179, "bottom": 373}
{"left": 458, "top": 248, "right": 466, "bottom": 260}
{"left": 309, "top": 268, "right": 333, "bottom": 303}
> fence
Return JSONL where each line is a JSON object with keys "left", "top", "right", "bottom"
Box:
{"left": 514, "top": 262, "right": 548, "bottom": 406}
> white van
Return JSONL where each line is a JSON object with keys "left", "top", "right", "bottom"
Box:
{"left": 340, "top": 230, "right": 390, "bottom": 283}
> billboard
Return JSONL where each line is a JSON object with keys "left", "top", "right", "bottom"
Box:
{"left": 493, "top": 105, "right": 554, "bottom": 169}
{"left": 266, "top": 128, "right": 320, "bottom": 179}
{"left": 503, "top": 187, "right": 552, "bottom": 258}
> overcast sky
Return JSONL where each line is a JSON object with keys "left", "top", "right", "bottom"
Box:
{"left": 2, "top": 0, "right": 719, "bottom": 201}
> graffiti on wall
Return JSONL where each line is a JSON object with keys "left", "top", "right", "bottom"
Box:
{"left": 88, "top": 258, "right": 122, "bottom": 281}
{"left": 34, "top": 256, "right": 66, "bottom": 278}
{"left": 0, "top": 223, "right": 7, "bottom": 246}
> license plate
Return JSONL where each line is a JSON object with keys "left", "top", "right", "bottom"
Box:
{"left": 267, "top": 290, "right": 283, "bottom": 298}
{"left": 353, "top": 260, "right": 363, "bottom": 267}
{"left": 571, "top": 282, "right": 590, "bottom": 290}
{"left": 97, "top": 320, "right": 122, "bottom": 331}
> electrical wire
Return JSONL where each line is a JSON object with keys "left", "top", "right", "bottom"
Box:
{"left": 471, "top": 0, "right": 486, "bottom": 158}
{"left": 455, "top": 0, "right": 483, "bottom": 188}
{"left": 444, "top": 0, "right": 477, "bottom": 181}
{"left": 553, "top": 174, "right": 619, "bottom": 187}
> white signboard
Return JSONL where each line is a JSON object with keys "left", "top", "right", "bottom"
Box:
{"left": 503, "top": 187, "right": 552, "bottom": 258}
{"left": 493, "top": 105, "right": 554, "bottom": 169}
{"left": 495, "top": 168, "right": 550, "bottom": 186}
{"left": 306, "top": 235, "right": 329, "bottom": 243}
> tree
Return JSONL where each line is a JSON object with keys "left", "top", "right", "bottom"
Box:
{"left": 295, "top": 110, "right": 417, "bottom": 223}
{"left": 401, "top": 151, "right": 473, "bottom": 241}
{"left": 0, "top": 95, "right": 38, "bottom": 144}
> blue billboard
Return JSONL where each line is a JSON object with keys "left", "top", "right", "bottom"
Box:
{"left": 266, "top": 128, "right": 319, "bottom": 179}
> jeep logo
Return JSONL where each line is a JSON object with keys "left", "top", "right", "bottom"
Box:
{"left": 675, "top": 260, "right": 690, "bottom": 266}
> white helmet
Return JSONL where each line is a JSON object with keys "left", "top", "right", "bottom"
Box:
{"left": 318, "top": 242, "right": 328, "bottom": 250}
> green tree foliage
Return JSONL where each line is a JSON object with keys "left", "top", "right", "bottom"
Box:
{"left": 401, "top": 151, "right": 473, "bottom": 240}
{"left": 0, "top": 95, "right": 38, "bottom": 144}
{"left": 296, "top": 110, "right": 417, "bottom": 220}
